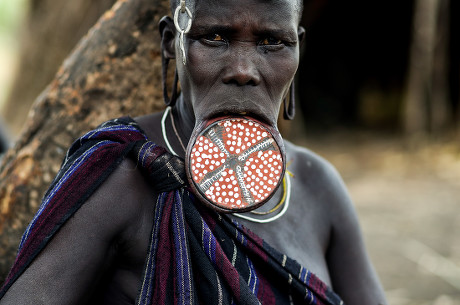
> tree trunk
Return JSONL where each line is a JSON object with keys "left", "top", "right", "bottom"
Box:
{"left": 456, "top": 81, "right": 460, "bottom": 137}
{"left": 1, "top": 0, "right": 117, "bottom": 137}
{"left": 0, "top": 0, "right": 169, "bottom": 283}
{"left": 430, "top": 0, "right": 450, "bottom": 132}
{"left": 403, "top": 0, "right": 451, "bottom": 134}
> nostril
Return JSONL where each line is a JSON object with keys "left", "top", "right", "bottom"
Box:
{"left": 223, "top": 78, "right": 257, "bottom": 86}
{"left": 245, "top": 79, "right": 258, "bottom": 86}
{"left": 223, "top": 78, "right": 238, "bottom": 86}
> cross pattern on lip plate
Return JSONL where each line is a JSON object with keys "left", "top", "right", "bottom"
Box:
{"left": 189, "top": 117, "right": 283, "bottom": 211}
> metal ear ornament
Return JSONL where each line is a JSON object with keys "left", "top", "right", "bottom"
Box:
{"left": 174, "top": 0, "right": 192, "bottom": 65}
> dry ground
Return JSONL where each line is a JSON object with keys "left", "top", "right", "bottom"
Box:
{"left": 296, "top": 131, "right": 460, "bottom": 305}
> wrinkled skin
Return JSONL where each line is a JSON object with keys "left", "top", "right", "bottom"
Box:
{"left": 175, "top": 0, "right": 301, "bottom": 130}
{"left": 0, "top": 0, "right": 387, "bottom": 304}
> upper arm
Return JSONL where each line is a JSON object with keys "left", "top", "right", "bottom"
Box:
{"left": 321, "top": 163, "right": 387, "bottom": 304}
{"left": 1, "top": 159, "right": 150, "bottom": 305}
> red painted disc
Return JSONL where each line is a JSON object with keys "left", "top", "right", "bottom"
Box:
{"left": 186, "top": 117, "right": 285, "bottom": 213}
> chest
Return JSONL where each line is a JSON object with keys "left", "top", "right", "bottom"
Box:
{"left": 103, "top": 177, "right": 333, "bottom": 304}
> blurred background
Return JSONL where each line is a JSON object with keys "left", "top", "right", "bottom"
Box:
{"left": 0, "top": 0, "right": 459, "bottom": 304}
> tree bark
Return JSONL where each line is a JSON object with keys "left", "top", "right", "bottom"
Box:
{"left": 2, "top": 0, "right": 118, "bottom": 137}
{"left": 0, "top": 0, "right": 169, "bottom": 283}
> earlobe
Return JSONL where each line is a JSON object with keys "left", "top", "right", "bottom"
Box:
{"left": 159, "top": 16, "right": 176, "bottom": 59}
{"left": 297, "top": 26, "right": 306, "bottom": 46}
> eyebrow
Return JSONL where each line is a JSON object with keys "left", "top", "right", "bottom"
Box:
{"left": 254, "top": 28, "right": 298, "bottom": 41}
{"left": 190, "top": 24, "right": 297, "bottom": 41}
{"left": 190, "top": 24, "right": 235, "bottom": 36}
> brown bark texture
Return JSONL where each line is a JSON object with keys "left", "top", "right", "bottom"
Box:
{"left": 0, "top": 0, "right": 170, "bottom": 283}
{"left": 2, "top": 0, "right": 118, "bottom": 136}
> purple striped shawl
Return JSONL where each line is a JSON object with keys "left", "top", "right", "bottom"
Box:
{"left": 0, "top": 117, "right": 344, "bottom": 305}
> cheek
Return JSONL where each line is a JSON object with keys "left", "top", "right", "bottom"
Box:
{"left": 177, "top": 41, "right": 214, "bottom": 89}
{"left": 187, "top": 43, "right": 223, "bottom": 86}
{"left": 265, "top": 52, "right": 299, "bottom": 94}
{"left": 276, "top": 50, "right": 299, "bottom": 79}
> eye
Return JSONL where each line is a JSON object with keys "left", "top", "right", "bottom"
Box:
{"left": 260, "top": 37, "right": 282, "bottom": 46}
{"left": 259, "top": 37, "right": 285, "bottom": 52}
{"left": 209, "top": 34, "right": 224, "bottom": 41}
{"left": 200, "top": 33, "right": 227, "bottom": 47}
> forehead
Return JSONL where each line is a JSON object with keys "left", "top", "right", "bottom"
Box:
{"left": 192, "top": 0, "right": 299, "bottom": 28}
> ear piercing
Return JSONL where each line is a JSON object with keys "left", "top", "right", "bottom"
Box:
{"left": 174, "top": 0, "right": 192, "bottom": 65}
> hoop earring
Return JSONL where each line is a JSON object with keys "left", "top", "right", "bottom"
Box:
{"left": 283, "top": 82, "right": 295, "bottom": 120}
{"left": 162, "top": 53, "right": 179, "bottom": 107}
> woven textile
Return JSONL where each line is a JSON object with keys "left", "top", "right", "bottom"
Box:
{"left": 0, "top": 117, "right": 343, "bottom": 305}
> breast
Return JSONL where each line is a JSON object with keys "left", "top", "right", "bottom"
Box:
{"left": 228, "top": 169, "right": 333, "bottom": 286}
{"left": 229, "top": 210, "right": 332, "bottom": 286}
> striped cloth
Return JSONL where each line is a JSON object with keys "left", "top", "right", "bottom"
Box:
{"left": 0, "top": 117, "right": 343, "bottom": 305}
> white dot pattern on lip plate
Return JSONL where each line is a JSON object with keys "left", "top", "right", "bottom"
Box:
{"left": 190, "top": 118, "right": 283, "bottom": 210}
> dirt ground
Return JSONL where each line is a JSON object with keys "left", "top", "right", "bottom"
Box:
{"left": 295, "top": 130, "right": 460, "bottom": 305}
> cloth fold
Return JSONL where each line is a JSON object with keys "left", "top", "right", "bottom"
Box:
{"left": 0, "top": 117, "right": 343, "bottom": 305}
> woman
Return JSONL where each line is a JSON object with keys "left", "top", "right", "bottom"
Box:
{"left": 0, "top": 0, "right": 387, "bottom": 304}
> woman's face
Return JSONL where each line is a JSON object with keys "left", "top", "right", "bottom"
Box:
{"left": 176, "top": 0, "right": 302, "bottom": 128}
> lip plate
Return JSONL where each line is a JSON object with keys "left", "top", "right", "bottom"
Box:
{"left": 185, "top": 116, "right": 286, "bottom": 213}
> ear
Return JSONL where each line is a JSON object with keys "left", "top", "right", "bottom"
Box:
{"left": 159, "top": 16, "right": 176, "bottom": 59}
{"left": 297, "top": 26, "right": 306, "bottom": 46}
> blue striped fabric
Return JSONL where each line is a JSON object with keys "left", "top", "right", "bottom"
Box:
{"left": 1, "top": 117, "right": 344, "bottom": 305}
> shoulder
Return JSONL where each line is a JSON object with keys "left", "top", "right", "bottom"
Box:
{"left": 135, "top": 112, "right": 166, "bottom": 146}
{"left": 64, "top": 115, "right": 159, "bottom": 236}
{"left": 82, "top": 157, "right": 156, "bottom": 238}
{"left": 284, "top": 140, "right": 338, "bottom": 178}
{"left": 58, "top": 156, "right": 157, "bottom": 268}
{"left": 58, "top": 116, "right": 158, "bottom": 243}
{"left": 283, "top": 140, "right": 358, "bottom": 231}
{"left": 284, "top": 141, "right": 348, "bottom": 202}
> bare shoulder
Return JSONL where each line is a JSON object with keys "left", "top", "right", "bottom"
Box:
{"left": 282, "top": 140, "right": 358, "bottom": 256}
{"left": 284, "top": 140, "right": 352, "bottom": 216}
{"left": 285, "top": 140, "right": 340, "bottom": 183}
{"left": 86, "top": 157, "right": 156, "bottom": 233}
{"left": 284, "top": 140, "right": 360, "bottom": 253}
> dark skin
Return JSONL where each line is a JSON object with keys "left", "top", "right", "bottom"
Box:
{"left": 1, "top": 0, "right": 387, "bottom": 304}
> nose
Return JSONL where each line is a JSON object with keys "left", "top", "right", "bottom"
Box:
{"left": 222, "top": 48, "right": 261, "bottom": 86}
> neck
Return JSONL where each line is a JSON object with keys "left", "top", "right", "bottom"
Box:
{"left": 171, "top": 94, "right": 195, "bottom": 149}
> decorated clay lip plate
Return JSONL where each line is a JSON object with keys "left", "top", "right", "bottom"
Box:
{"left": 185, "top": 116, "right": 286, "bottom": 213}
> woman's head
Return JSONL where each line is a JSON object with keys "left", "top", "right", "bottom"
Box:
{"left": 161, "top": 0, "right": 305, "bottom": 128}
